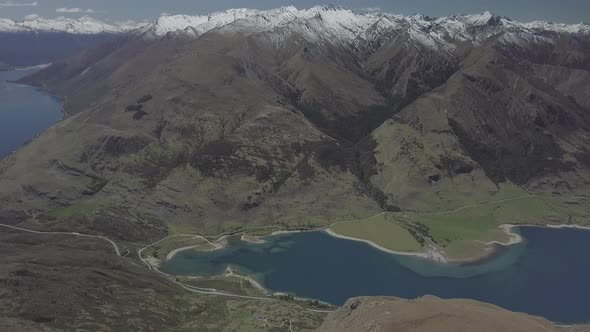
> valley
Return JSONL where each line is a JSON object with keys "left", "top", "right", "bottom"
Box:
{"left": 1, "top": 4, "right": 590, "bottom": 331}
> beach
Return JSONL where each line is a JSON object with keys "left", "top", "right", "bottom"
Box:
{"left": 326, "top": 222, "right": 590, "bottom": 264}
{"left": 240, "top": 234, "right": 266, "bottom": 244}
{"left": 225, "top": 266, "right": 269, "bottom": 295}
{"left": 324, "top": 223, "right": 530, "bottom": 264}
{"left": 545, "top": 224, "right": 590, "bottom": 230}
{"left": 324, "top": 228, "right": 434, "bottom": 260}
{"left": 480, "top": 224, "right": 524, "bottom": 247}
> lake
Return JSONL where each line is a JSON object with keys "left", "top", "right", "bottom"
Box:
{"left": 161, "top": 227, "right": 590, "bottom": 324}
{"left": 0, "top": 67, "right": 62, "bottom": 157}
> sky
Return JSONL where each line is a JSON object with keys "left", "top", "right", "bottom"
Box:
{"left": 0, "top": 0, "right": 589, "bottom": 24}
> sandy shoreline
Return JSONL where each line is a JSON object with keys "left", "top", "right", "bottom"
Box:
{"left": 324, "top": 228, "right": 432, "bottom": 259}
{"left": 482, "top": 224, "right": 524, "bottom": 247}
{"left": 544, "top": 224, "right": 590, "bottom": 230}
{"left": 326, "top": 223, "right": 590, "bottom": 264}
{"left": 240, "top": 234, "right": 266, "bottom": 244}
{"left": 163, "top": 222, "right": 590, "bottom": 265}
{"left": 225, "top": 266, "right": 268, "bottom": 295}
{"left": 165, "top": 238, "right": 224, "bottom": 261}
{"left": 500, "top": 223, "right": 590, "bottom": 244}
{"left": 324, "top": 225, "right": 511, "bottom": 264}
{"left": 165, "top": 243, "right": 219, "bottom": 260}
{"left": 270, "top": 229, "right": 315, "bottom": 236}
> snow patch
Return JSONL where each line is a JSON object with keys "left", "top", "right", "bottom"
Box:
{"left": 0, "top": 16, "right": 146, "bottom": 34}
{"left": 1, "top": 7, "right": 588, "bottom": 43}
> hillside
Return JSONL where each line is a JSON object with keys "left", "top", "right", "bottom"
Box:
{"left": 2, "top": 5, "right": 590, "bottom": 331}
{"left": 0, "top": 225, "right": 325, "bottom": 331}
{"left": 3, "top": 5, "right": 590, "bottom": 252}
{"left": 317, "top": 296, "right": 586, "bottom": 332}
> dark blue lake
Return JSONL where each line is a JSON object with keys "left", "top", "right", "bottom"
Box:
{"left": 161, "top": 227, "right": 590, "bottom": 324}
{"left": 0, "top": 67, "right": 62, "bottom": 157}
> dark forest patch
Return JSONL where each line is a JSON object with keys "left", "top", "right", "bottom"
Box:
{"left": 124, "top": 104, "right": 143, "bottom": 112}
{"left": 137, "top": 94, "right": 153, "bottom": 104}
{"left": 133, "top": 110, "right": 147, "bottom": 120}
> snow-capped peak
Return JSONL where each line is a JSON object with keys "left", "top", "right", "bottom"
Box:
{"left": 523, "top": 21, "right": 590, "bottom": 34}
{"left": 0, "top": 16, "right": 147, "bottom": 34}
{"left": 144, "top": 6, "right": 378, "bottom": 41}
{"left": 465, "top": 11, "right": 495, "bottom": 25}
{"left": 142, "top": 6, "right": 590, "bottom": 45}
{"left": 2, "top": 7, "right": 587, "bottom": 43}
{"left": 150, "top": 8, "right": 264, "bottom": 36}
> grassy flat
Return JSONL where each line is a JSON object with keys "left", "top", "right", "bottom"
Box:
{"left": 329, "top": 196, "right": 590, "bottom": 260}
{"left": 144, "top": 235, "right": 212, "bottom": 259}
{"left": 400, "top": 195, "right": 590, "bottom": 257}
{"left": 330, "top": 214, "right": 423, "bottom": 252}
{"left": 443, "top": 240, "right": 490, "bottom": 260}
{"left": 412, "top": 213, "right": 501, "bottom": 246}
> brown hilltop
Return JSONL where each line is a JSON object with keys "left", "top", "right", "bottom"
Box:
{"left": 317, "top": 296, "right": 585, "bottom": 332}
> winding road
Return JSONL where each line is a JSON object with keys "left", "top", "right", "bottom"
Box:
{"left": 137, "top": 236, "right": 337, "bottom": 311}
{"left": 0, "top": 223, "right": 122, "bottom": 256}
{"left": 1, "top": 193, "right": 587, "bottom": 318}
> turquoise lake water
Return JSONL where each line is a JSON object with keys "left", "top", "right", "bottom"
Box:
{"left": 161, "top": 227, "right": 590, "bottom": 324}
{"left": 0, "top": 67, "right": 62, "bottom": 157}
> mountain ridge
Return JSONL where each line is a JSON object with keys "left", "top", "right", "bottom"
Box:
{"left": 4, "top": 4, "right": 590, "bottom": 255}
{"left": 1, "top": 6, "right": 589, "bottom": 37}
{"left": 0, "top": 16, "right": 146, "bottom": 34}
{"left": 141, "top": 6, "right": 590, "bottom": 40}
{"left": 3, "top": 5, "right": 590, "bottom": 331}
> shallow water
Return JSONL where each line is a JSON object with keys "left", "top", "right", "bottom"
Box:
{"left": 0, "top": 67, "right": 62, "bottom": 157}
{"left": 161, "top": 227, "right": 590, "bottom": 323}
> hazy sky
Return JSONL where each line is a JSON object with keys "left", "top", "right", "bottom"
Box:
{"left": 1, "top": 0, "right": 589, "bottom": 23}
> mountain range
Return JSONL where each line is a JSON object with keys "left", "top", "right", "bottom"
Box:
{"left": 2, "top": 6, "right": 590, "bottom": 329}
{"left": 2, "top": 5, "right": 590, "bottom": 238}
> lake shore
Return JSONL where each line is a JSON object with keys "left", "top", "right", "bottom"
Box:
{"left": 157, "top": 222, "right": 590, "bottom": 323}
{"left": 324, "top": 224, "right": 590, "bottom": 264}
{"left": 270, "top": 229, "right": 316, "bottom": 236}
{"left": 324, "top": 228, "right": 434, "bottom": 260}
{"left": 545, "top": 224, "right": 590, "bottom": 230}
{"left": 326, "top": 222, "right": 590, "bottom": 265}
{"left": 164, "top": 238, "right": 224, "bottom": 261}
{"left": 484, "top": 224, "right": 524, "bottom": 247}
{"left": 501, "top": 223, "right": 590, "bottom": 243}
{"left": 241, "top": 234, "right": 266, "bottom": 244}
{"left": 443, "top": 225, "right": 525, "bottom": 264}
{"left": 225, "top": 266, "right": 269, "bottom": 295}
{"left": 165, "top": 243, "right": 220, "bottom": 261}
{"left": 162, "top": 222, "right": 590, "bottom": 266}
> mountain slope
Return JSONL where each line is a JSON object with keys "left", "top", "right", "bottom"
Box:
{"left": 4, "top": 6, "right": 590, "bottom": 243}
{"left": 0, "top": 226, "right": 325, "bottom": 331}
{"left": 317, "top": 296, "right": 582, "bottom": 332}
{"left": 371, "top": 36, "right": 590, "bottom": 212}
{"left": 3, "top": 7, "right": 590, "bottom": 329}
